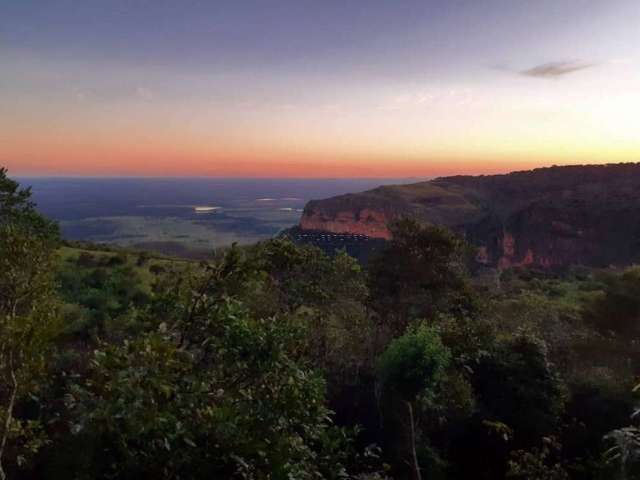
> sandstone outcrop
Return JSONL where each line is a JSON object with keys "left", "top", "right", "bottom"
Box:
{"left": 298, "top": 163, "right": 640, "bottom": 268}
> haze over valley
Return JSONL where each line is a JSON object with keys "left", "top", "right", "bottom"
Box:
{"left": 21, "top": 177, "right": 417, "bottom": 256}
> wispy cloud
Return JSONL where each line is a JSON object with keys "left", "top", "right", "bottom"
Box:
{"left": 520, "top": 61, "right": 594, "bottom": 79}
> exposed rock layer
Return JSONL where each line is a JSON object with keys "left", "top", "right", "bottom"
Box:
{"left": 299, "top": 163, "right": 640, "bottom": 267}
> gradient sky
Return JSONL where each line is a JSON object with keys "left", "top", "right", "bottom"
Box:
{"left": 1, "top": 0, "right": 639, "bottom": 177}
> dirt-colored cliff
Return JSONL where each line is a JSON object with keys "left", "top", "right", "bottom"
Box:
{"left": 299, "top": 163, "right": 640, "bottom": 268}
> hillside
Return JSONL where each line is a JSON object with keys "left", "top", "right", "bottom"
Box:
{"left": 300, "top": 163, "right": 640, "bottom": 268}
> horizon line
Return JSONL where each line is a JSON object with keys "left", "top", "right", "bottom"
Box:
{"left": 11, "top": 160, "right": 640, "bottom": 181}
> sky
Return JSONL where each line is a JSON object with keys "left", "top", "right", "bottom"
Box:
{"left": 1, "top": 0, "right": 639, "bottom": 177}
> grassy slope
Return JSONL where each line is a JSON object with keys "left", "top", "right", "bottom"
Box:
{"left": 56, "top": 243, "right": 195, "bottom": 293}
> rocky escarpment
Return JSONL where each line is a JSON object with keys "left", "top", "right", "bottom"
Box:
{"left": 299, "top": 163, "right": 640, "bottom": 268}
{"left": 300, "top": 180, "right": 484, "bottom": 240}
{"left": 300, "top": 208, "right": 393, "bottom": 239}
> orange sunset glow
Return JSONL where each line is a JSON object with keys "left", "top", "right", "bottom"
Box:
{"left": 2, "top": 1, "right": 639, "bottom": 177}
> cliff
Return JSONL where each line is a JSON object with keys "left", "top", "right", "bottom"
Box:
{"left": 299, "top": 163, "right": 640, "bottom": 268}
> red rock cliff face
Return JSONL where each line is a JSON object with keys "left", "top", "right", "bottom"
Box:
{"left": 300, "top": 200, "right": 612, "bottom": 269}
{"left": 300, "top": 208, "right": 393, "bottom": 239}
{"left": 496, "top": 233, "right": 540, "bottom": 269}
{"left": 297, "top": 163, "right": 640, "bottom": 268}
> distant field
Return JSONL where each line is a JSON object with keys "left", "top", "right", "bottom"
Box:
{"left": 59, "top": 209, "right": 298, "bottom": 256}
{"left": 22, "top": 177, "right": 420, "bottom": 257}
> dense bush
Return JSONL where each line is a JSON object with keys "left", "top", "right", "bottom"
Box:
{"left": 1, "top": 170, "right": 638, "bottom": 479}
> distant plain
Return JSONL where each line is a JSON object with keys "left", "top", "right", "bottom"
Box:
{"left": 21, "top": 177, "right": 421, "bottom": 256}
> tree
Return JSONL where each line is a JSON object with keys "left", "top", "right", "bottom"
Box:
{"left": 368, "top": 218, "right": 477, "bottom": 335}
{"left": 604, "top": 383, "right": 640, "bottom": 480}
{"left": 56, "top": 257, "right": 152, "bottom": 338}
{"left": 473, "top": 335, "right": 567, "bottom": 446}
{"left": 253, "top": 239, "right": 372, "bottom": 377}
{"left": 585, "top": 267, "right": 640, "bottom": 337}
{"left": 252, "top": 238, "right": 367, "bottom": 315}
{"left": 0, "top": 168, "right": 60, "bottom": 479}
{"left": 67, "top": 251, "right": 357, "bottom": 479}
{"left": 377, "top": 324, "right": 450, "bottom": 480}
{"left": 507, "top": 436, "right": 569, "bottom": 480}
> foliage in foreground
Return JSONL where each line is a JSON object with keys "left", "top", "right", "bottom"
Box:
{"left": 0, "top": 168, "right": 61, "bottom": 480}
{"left": 1, "top": 168, "right": 640, "bottom": 479}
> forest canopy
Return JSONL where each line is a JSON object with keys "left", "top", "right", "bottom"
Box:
{"left": 0, "top": 168, "right": 639, "bottom": 479}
